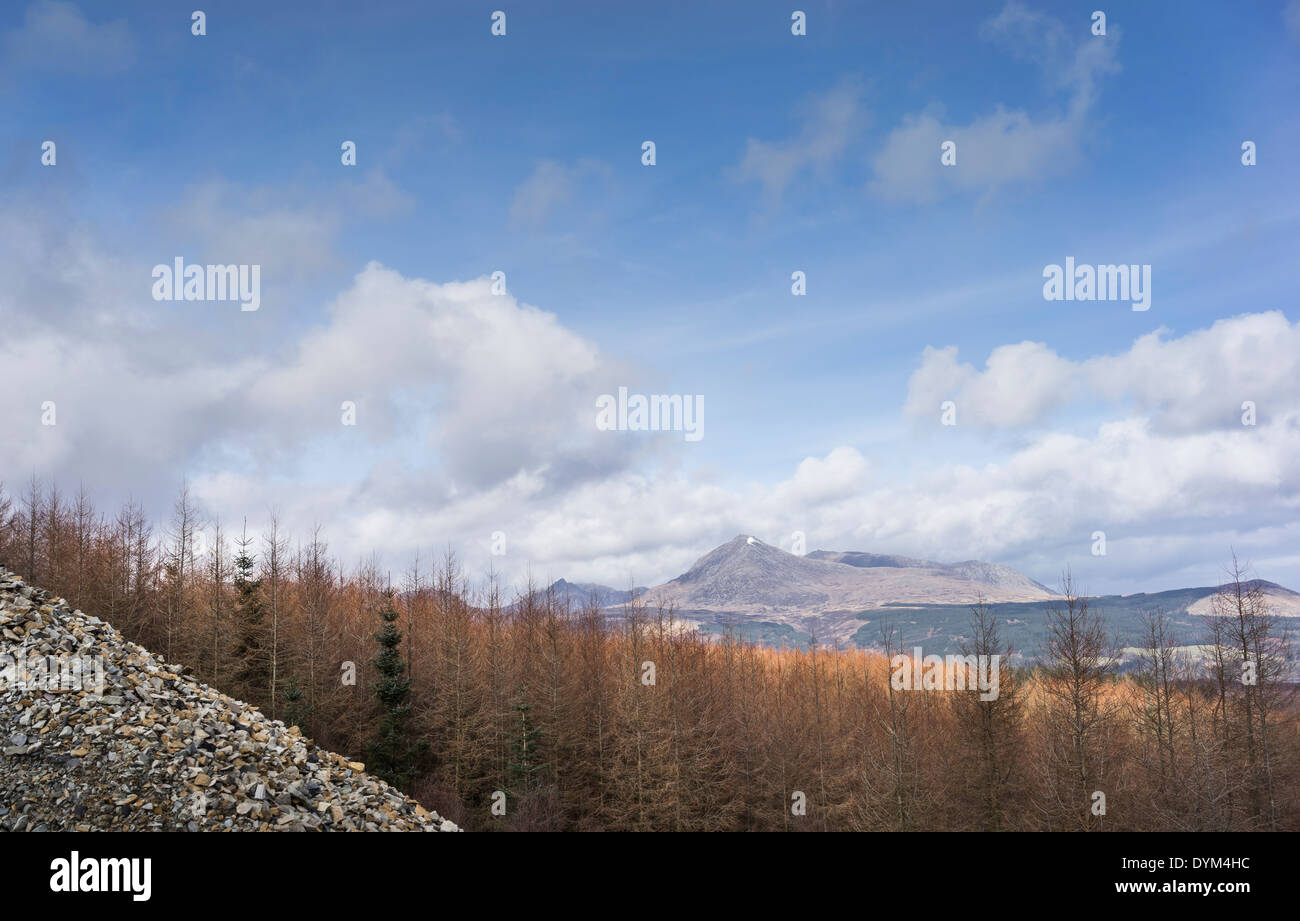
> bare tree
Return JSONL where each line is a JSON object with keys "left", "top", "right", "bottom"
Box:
{"left": 1033, "top": 571, "right": 1119, "bottom": 830}
{"left": 162, "top": 481, "right": 202, "bottom": 663}
{"left": 206, "top": 520, "right": 230, "bottom": 685}
{"left": 0, "top": 481, "right": 16, "bottom": 566}
{"left": 1209, "top": 554, "right": 1294, "bottom": 830}
{"left": 22, "top": 474, "right": 41, "bottom": 583}
{"left": 952, "top": 598, "right": 1025, "bottom": 830}
{"left": 262, "top": 513, "right": 289, "bottom": 720}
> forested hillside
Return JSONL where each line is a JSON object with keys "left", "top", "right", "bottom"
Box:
{"left": 2, "top": 479, "right": 1295, "bottom": 831}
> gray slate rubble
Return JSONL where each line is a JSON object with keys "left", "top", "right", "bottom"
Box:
{"left": 0, "top": 566, "right": 458, "bottom": 832}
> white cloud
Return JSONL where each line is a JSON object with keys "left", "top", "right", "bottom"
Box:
{"left": 313, "top": 409, "right": 1300, "bottom": 593}
{"left": 1088, "top": 312, "right": 1300, "bottom": 433}
{"left": 3, "top": 199, "right": 1297, "bottom": 598}
{"left": 0, "top": 204, "right": 640, "bottom": 546}
{"left": 861, "top": 418, "right": 1300, "bottom": 576}
{"left": 903, "top": 340, "right": 1079, "bottom": 428}
{"left": 768, "top": 446, "right": 872, "bottom": 507}
{"left": 255, "top": 262, "right": 627, "bottom": 489}
{"left": 904, "top": 311, "right": 1300, "bottom": 433}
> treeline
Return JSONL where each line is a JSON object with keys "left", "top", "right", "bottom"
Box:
{"left": 0, "top": 477, "right": 1295, "bottom": 831}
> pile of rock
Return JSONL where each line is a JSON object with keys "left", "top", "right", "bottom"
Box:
{"left": 0, "top": 566, "right": 458, "bottom": 832}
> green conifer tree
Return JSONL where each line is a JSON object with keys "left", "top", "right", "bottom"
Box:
{"left": 281, "top": 675, "right": 310, "bottom": 731}
{"left": 509, "top": 688, "right": 546, "bottom": 795}
{"left": 368, "top": 591, "right": 427, "bottom": 788}
{"left": 231, "top": 526, "right": 269, "bottom": 703}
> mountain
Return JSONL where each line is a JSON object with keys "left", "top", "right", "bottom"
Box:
{"left": 565, "top": 536, "right": 1300, "bottom": 661}
{"left": 655, "top": 535, "right": 1056, "bottom": 612}
{"left": 807, "top": 550, "right": 1055, "bottom": 595}
{"left": 542, "top": 578, "right": 647, "bottom": 610}
{"left": 578, "top": 535, "right": 1056, "bottom": 648}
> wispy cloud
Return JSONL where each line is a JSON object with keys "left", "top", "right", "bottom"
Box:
{"left": 509, "top": 158, "right": 612, "bottom": 231}
{"left": 870, "top": 1, "right": 1119, "bottom": 203}
{"left": 343, "top": 168, "right": 414, "bottom": 219}
{"left": 729, "top": 78, "right": 867, "bottom": 211}
{"left": 2, "top": 0, "right": 134, "bottom": 77}
{"left": 165, "top": 180, "right": 342, "bottom": 281}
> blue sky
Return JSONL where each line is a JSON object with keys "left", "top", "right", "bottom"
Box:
{"left": 3, "top": 1, "right": 1299, "bottom": 595}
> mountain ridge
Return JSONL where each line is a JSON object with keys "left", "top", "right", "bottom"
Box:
{"left": 547, "top": 536, "right": 1300, "bottom": 655}
{"left": 645, "top": 534, "right": 1059, "bottom": 610}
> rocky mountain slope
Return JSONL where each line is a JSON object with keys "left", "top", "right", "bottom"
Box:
{"left": 569, "top": 536, "right": 1299, "bottom": 657}
{"left": 650, "top": 535, "right": 1056, "bottom": 612}
{"left": 587, "top": 535, "right": 1057, "bottom": 647}
{"left": 806, "top": 550, "right": 1055, "bottom": 595}
{"left": 0, "top": 566, "right": 458, "bottom": 832}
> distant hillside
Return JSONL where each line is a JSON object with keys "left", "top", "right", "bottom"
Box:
{"left": 562, "top": 535, "right": 1057, "bottom": 649}
{"left": 842, "top": 580, "right": 1300, "bottom": 667}
{"left": 536, "top": 578, "right": 647, "bottom": 610}
{"left": 550, "top": 537, "right": 1300, "bottom": 664}
{"left": 657, "top": 535, "right": 1057, "bottom": 612}
{"left": 807, "top": 549, "right": 1055, "bottom": 595}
